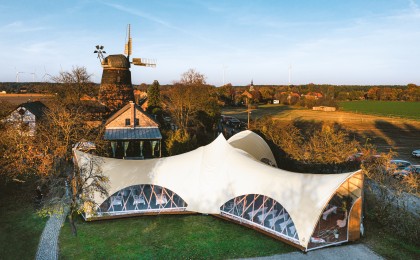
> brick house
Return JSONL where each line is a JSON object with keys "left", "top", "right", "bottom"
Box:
{"left": 104, "top": 101, "right": 162, "bottom": 159}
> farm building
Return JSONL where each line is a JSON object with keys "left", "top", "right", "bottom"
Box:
{"left": 312, "top": 106, "right": 337, "bottom": 112}
{"left": 74, "top": 130, "right": 363, "bottom": 251}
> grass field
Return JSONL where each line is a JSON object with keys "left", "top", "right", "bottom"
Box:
{"left": 0, "top": 93, "right": 54, "bottom": 105}
{"left": 59, "top": 215, "right": 295, "bottom": 259}
{"left": 0, "top": 181, "right": 47, "bottom": 260}
{"left": 222, "top": 104, "right": 420, "bottom": 162}
{"left": 340, "top": 101, "right": 420, "bottom": 120}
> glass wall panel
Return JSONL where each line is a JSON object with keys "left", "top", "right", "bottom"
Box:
{"left": 220, "top": 194, "right": 299, "bottom": 241}
{"left": 308, "top": 172, "right": 363, "bottom": 250}
{"left": 97, "top": 184, "right": 187, "bottom": 217}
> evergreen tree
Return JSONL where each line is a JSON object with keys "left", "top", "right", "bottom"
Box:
{"left": 147, "top": 80, "right": 161, "bottom": 111}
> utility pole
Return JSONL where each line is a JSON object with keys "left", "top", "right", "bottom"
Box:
{"left": 222, "top": 65, "right": 228, "bottom": 85}
{"left": 247, "top": 105, "right": 251, "bottom": 129}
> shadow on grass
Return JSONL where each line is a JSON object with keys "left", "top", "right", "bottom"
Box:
{"left": 374, "top": 120, "right": 420, "bottom": 157}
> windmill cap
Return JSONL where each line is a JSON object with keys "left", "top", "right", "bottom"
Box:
{"left": 102, "top": 54, "right": 130, "bottom": 68}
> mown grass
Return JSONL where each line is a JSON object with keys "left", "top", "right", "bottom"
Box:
{"left": 59, "top": 214, "right": 296, "bottom": 259}
{"left": 0, "top": 181, "right": 47, "bottom": 260}
{"left": 362, "top": 219, "right": 420, "bottom": 259}
{"left": 340, "top": 101, "right": 420, "bottom": 120}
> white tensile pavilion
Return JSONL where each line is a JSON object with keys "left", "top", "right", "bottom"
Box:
{"left": 74, "top": 130, "right": 363, "bottom": 251}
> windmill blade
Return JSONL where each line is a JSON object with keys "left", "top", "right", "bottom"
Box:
{"left": 132, "top": 58, "right": 156, "bottom": 67}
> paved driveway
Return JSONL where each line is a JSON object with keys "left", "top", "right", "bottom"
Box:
{"left": 240, "top": 244, "right": 382, "bottom": 260}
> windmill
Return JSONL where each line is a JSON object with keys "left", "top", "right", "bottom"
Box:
{"left": 42, "top": 66, "right": 51, "bottom": 82}
{"left": 30, "top": 69, "right": 37, "bottom": 82}
{"left": 15, "top": 70, "right": 25, "bottom": 83}
{"left": 96, "top": 24, "right": 156, "bottom": 111}
{"left": 94, "top": 45, "right": 106, "bottom": 63}
{"left": 288, "top": 64, "right": 292, "bottom": 86}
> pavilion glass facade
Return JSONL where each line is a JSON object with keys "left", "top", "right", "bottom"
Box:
{"left": 96, "top": 184, "right": 187, "bottom": 217}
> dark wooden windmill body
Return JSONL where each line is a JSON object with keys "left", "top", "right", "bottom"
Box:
{"left": 96, "top": 25, "right": 156, "bottom": 112}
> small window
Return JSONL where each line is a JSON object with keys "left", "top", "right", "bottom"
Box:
{"left": 135, "top": 118, "right": 139, "bottom": 126}
{"left": 125, "top": 119, "right": 130, "bottom": 126}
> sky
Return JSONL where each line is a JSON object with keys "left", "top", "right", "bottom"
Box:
{"left": 1, "top": 0, "right": 420, "bottom": 86}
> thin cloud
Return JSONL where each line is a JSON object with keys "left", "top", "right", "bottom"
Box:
{"left": 0, "top": 21, "right": 48, "bottom": 33}
{"left": 409, "top": 0, "right": 420, "bottom": 13}
{"left": 104, "top": 3, "right": 201, "bottom": 39}
{"left": 103, "top": 2, "right": 238, "bottom": 52}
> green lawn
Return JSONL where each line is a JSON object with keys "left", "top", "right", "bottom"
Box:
{"left": 59, "top": 215, "right": 296, "bottom": 259}
{"left": 340, "top": 101, "right": 420, "bottom": 120}
{"left": 362, "top": 219, "right": 420, "bottom": 259}
{"left": 0, "top": 181, "right": 47, "bottom": 260}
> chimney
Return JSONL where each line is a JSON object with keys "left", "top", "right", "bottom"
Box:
{"left": 130, "top": 101, "right": 135, "bottom": 128}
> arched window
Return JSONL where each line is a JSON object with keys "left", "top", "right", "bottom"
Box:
{"left": 220, "top": 194, "right": 299, "bottom": 241}
{"left": 97, "top": 184, "right": 187, "bottom": 217}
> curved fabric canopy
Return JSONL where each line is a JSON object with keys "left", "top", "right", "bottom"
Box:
{"left": 74, "top": 130, "right": 361, "bottom": 249}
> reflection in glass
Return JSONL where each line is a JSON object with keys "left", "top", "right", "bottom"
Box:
{"left": 220, "top": 194, "right": 299, "bottom": 241}
{"left": 308, "top": 172, "right": 363, "bottom": 249}
{"left": 97, "top": 184, "right": 187, "bottom": 217}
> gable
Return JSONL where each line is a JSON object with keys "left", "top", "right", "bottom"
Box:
{"left": 8, "top": 107, "right": 36, "bottom": 123}
{"left": 106, "top": 105, "right": 158, "bottom": 128}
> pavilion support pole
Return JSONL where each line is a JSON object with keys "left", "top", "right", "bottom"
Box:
{"left": 139, "top": 141, "right": 144, "bottom": 159}
{"left": 123, "top": 141, "right": 129, "bottom": 158}
{"left": 151, "top": 140, "right": 157, "bottom": 157}
{"left": 159, "top": 140, "right": 162, "bottom": 157}
{"left": 110, "top": 141, "right": 117, "bottom": 158}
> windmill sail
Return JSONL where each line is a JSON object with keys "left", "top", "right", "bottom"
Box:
{"left": 132, "top": 58, "right": 156, "bottom": 67}
{"left": 124, "top": 24, "right": 132, "bottom": 57}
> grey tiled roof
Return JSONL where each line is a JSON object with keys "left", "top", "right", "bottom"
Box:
{"left": 104, "top": 128, "right": 162, "bottom": 140}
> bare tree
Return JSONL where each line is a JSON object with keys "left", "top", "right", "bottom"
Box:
{"left": 52, "top": 66, "right": 94, "bottom": 103}
{"left": 179, "top": 68, "right": 206, "bottom": 85}
{"left": 165, "top": 69, "right": 219, "bottom": 132}
{"left": 2, "top": 103, "right": 109, "bottom": 235}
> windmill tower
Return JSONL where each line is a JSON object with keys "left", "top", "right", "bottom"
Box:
{"left": 96, "top": 24, "right": 156, "bottom": 111}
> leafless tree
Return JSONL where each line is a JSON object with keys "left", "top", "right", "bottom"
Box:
{"left": 165, "top": 69, "right": 219, "bottom": 132}
{"left": 52, "top": 66, "right": 94, "bottom": 103}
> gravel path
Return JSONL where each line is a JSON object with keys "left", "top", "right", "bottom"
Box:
{"left": 240, "top": 244, "right": 383, "bottom": 260}
{"left": 35, "top": 208, "right": 68, "bottom": 260}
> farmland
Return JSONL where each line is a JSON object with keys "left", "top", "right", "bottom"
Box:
{"left": 222, "top": 104, "right": 420, "bottom": 163}
{"left": 0, "top": 93, "right": 55, "bottom": 105}
{"left": 340, "top": 101, "right": 420, "bottom": 120}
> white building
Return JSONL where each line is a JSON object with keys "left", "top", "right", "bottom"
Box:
{"left": 6, "top": 101, "right": 47, "bottom": 136}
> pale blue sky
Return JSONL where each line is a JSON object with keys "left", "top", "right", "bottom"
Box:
{"left": 1, "top": 0, "right": 419, "bottom": 85}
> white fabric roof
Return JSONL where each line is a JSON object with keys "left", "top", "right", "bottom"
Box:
{"left": 74, "top": 130, "right": 360, "bottom": 249}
